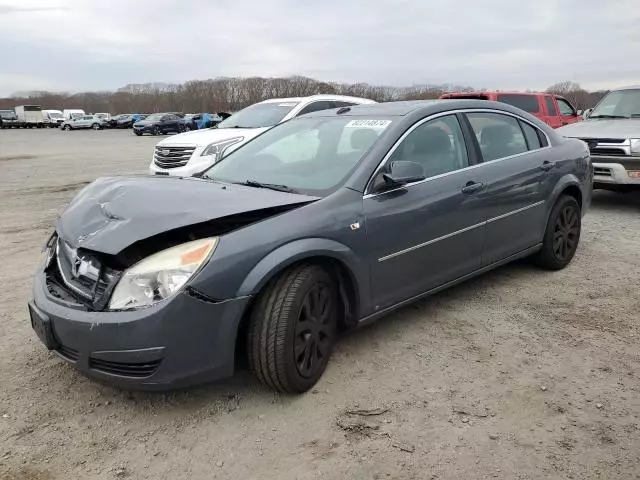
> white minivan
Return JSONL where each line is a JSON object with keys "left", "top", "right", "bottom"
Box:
{"left": 63, "top": 109, "right": 86, "bottom": 121}
{"left": 149, "top": 95, "right": 376, "bottom": 177}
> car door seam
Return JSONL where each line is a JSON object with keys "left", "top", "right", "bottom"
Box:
{"left": 377, "top": 200, "right": 545, "bottom": 262}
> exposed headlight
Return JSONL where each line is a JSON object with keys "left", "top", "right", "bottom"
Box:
{"left": 108, "top": 237, "right": 218, "bottom": 311}
{"left": 201, "top": 137, "right": 244, "bottom": 160}
{"left": 630, "top": 139, "right": 640, "bottom": 156}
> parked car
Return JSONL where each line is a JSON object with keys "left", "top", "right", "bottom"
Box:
{"left": 0, "top": 109, "right": 20, "bottom": 128}
{"left": 182, "top": 113, "right": 224, "bottom": 131}
{"left": 43, "top": 109, "right": 64, "bottom": 127}
{"left": 557, "top": 85, "right": 640, "bottom": 192}
{"left": 61, "top": 115, "right": 108, "bottom": 130}
{"left": 15, "top": 105, "right": 44, "bottom": 128}
{"left": 29, "top": 100, "right": 591, "bottom": 392}
{"left": 133, "top": 113, "right": 186, "bottom": 136}
{"left": 440, "top": 91, "right": 582, "bottom": 129}
{"left": 63, "top": 109, "right": 86, "bottom": 121}
{"left": 150, "top": 95, "right": 376, "bottom": 176}
{"left": 115, "top": 113, "right": 146, "bottom": 129}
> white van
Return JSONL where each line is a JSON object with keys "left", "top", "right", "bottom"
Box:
{"left": 150, "top": 95, "right": 376, "bottom": 177}
{"left": 42, "top": 109, "right": 64, "bottom": 127}
{"left": 63, "top": 109, "right": 86, "bottom": 121}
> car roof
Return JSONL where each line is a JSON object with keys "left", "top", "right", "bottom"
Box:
{"left": 302, "top": 99, "right": 544, "bottom": 118}
{"left": 612, "top": 85, "right": 640, "bottom": 91}
{"left": 258, "top": 94, "right": 376, "bottom": 105}
{"left": 442, "top": 90, "right": 550, "bottom": 97}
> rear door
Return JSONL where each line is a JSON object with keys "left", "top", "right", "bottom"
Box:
{"left": 296, "top": 101, "right": 334, "bottom": 116}
{"left": 464, "top": 111, "right": 551, "bottom": 265}
{"left": 364, "top": 113, "right": 486, "bottom": 309}
{"left": 556, "top": 97, "right": 581, "bottom": 126}
{"left": 542, "top": 95, "right": 562, "bottom": 128}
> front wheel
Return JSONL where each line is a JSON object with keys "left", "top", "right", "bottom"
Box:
{"left": 532, "top": 195, "right": 581, "bottom": 270}
{"left": 91, "top": 123, "right": 101, "bottom": 130}
{"left": 247, "top": 264, "right": 338, "bottom": 394}
{"left": 63, "top": 125, "right": 71, "bottom": 131}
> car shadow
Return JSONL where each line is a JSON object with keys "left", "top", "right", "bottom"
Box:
{"left": 591, "top": 189, "right": 640, "bottom": 212}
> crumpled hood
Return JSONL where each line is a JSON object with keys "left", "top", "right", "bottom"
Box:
{"left": 157, "top": 126, "right": 269, "bottom": 147}
{"left": 56, "top": 175, "right": 317, "bottom": 255}
{"left": 557, "top": 118, "right": 640, "bottom": 138}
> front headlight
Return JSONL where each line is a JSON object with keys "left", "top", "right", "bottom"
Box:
{"left": 201, "top": 137, "right": 244, "bottom": 160}
{"left": 630, "top": 139, "right": 640, "bottom": 156}
{"left": 108, "top": 237, "right": 218, "bottom": 311}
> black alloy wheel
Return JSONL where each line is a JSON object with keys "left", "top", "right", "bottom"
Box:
{"left": 294, "top": 282, "right": 334, "bottom": 379}
{"left": 552, "top": 204, "right": 579, "bottom": 262}
{"left": 247, "top": 264, "right": 338, "bottom": 393}
{"left": 532, "top": 195, "right": 581, "bottom": 270}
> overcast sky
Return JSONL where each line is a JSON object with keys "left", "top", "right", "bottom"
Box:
{"left": 0, "top": 0, "right": 638, "bottom": 96}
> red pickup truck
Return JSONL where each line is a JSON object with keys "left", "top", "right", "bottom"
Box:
{"left": 439, "top": 91, "right": 582, "bottom": 128}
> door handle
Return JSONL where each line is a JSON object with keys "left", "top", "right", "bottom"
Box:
{"left": 461, "top": 181, "right": 484, "bottom": 194}
{"left": 540, "top": 161, "right": 555, "bottom": 172}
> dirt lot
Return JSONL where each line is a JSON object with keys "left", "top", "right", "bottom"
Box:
{"left": 1, "top": 128, "right": 639, "bottom": 480}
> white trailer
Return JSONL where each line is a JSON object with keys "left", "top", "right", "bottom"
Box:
{"left": 14, "top": 105, "right": 44, "bottom": 128}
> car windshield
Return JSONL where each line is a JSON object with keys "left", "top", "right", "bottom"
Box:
{"left": 590, "top": 89, "right": 640, "bottom": 118}
{"left": 204, "top": 116, "right": 393, "bottom": 196}
{"left": 216, "top": 102, "right": 300, "bottom": 129}
{"left": 48, "top": 112, "right": 63, "bottom": 118}
{"left": 0, "top": 111, "right": 16, "bottom": 119}
{"left": 145, "top": 114, "right": 163, "bottom": 121}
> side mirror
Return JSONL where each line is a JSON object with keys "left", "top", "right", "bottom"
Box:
{"left": 576, "top": 110, "right": 583, "bottom": 116}
{"left": 583, "top": 108, "right": 592, "bottom": 119}
{"left": 374, "top": 161, "right": 426, "bottom": 192}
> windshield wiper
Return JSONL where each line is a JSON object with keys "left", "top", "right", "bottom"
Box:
{"left": 590, "top": 114, "right": 629, "bottom": 119}
{"left": 242, "top": 179, "right": 297, "bottom": 193}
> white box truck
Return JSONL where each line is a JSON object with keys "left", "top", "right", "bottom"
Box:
{"left": 15, "top": 105, "right": 44, "bottom": 128}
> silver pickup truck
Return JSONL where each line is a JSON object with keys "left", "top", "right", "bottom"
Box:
{"left": 558, "top": 85, "right": 640, "bottom": 192}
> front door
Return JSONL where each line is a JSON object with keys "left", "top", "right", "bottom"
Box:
{"left": 364, "top": 114, "right": 486, "bottom": 311}
{"left": 464, "top": 111, "right": 550, "bottom": 265}
{"left": 556, "top": 97, "right": 581, "bottom": 126}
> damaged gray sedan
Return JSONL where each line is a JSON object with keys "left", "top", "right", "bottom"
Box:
{"left": 29, "top": 100, "right": 592, "bottom": 393}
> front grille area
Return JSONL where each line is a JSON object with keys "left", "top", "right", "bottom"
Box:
{"left": 89, "top": 358, "right": 162, "bottom": 378}
{"left": 591, "top": 147, "right": 626, "bottom": 156}
{"left": 57, "top": 344, "right": 80, "bottom": 362}
{"left": 580, "top": 137, "right": 625, "bottom": 144}
{"left": 45, "top": 238, "right": 121, "bottom": 311}
{"left": 153, "top": 145, "right": 196, "bottom": 169}
{"left": 594, "top": 166, "right": 613, "bottom": 177}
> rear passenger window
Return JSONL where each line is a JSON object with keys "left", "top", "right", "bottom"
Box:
{"left": 520, "top": 121, "right": 542, "bottom": 150}
{"left": 544, "top": 96, "right": 558, "bottom": 116}
{"left": 297, "top": 101, "right": 333, "bottom": 116}
{"left": 332, "top": 101, "right": 356, "bottom": 108}
{"left": 466, "top": 112, "right": 527, "bottom": 161}
{"left": 496, "top": 94, "right": 540, "bottom": 113}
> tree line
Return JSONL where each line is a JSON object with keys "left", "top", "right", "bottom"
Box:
{"left": 0, "top": 76, "right": 608, "bottom": 114}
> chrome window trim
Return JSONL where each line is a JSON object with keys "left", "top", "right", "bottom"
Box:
{"left": 363, "top": 108, "right": 552, "bottom": 198}
{"left": 377, "top": 200, "right": 545, "bottom": 263}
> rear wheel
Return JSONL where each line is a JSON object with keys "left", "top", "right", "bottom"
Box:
{"left": 91, "top": 123, "right": 101, "bottom": 130}
{"left": 247, "top": 264, "right": 338, "bottom": 393}
{"left": 153, "top": 126, "right": 162, "bottom": 136}
{"left": 532, "top": 195, "right": 581, "bottom": 270}
{"left": 63, "top": 125, "right": 71, "bottom": 131}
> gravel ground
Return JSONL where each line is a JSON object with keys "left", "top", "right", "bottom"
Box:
{"left": 1, "top": 128, "right": 639, "bottom": 480}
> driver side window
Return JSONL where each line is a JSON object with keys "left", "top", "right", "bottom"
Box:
{"left": 387, "top": 115, "right": 469, "bottom": 179}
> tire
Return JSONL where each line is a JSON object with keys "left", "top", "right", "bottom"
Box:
{"left": 153, "top": 127, "right": 161, "bottom": 136}
{"left": 133, "top": 130, "right": 142, "bottom": 136}
{"left": 247, "top": 264, "right": 338, "bottom": 394}
{"left": 532, "top": 195, "right": 581, "bottom": 270}
{"left": 91, "top": 123, "right": 101, "bottom": 130}
{"left": 63, "top": 125, "right": 71, "bottom": 131}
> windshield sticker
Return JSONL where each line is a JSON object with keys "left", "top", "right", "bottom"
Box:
{"left": 277, "top": 103, "right": 298, "bottom": 107}
{"left": 345, "top": 120, "right": 391, "bottom": 129}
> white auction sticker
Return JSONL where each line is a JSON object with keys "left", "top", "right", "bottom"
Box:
{"left": 277, "top": 103, "right": 298, "bottom": 107}
{"left": 345, "top": 119, "right": 392, "bottom": 129}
